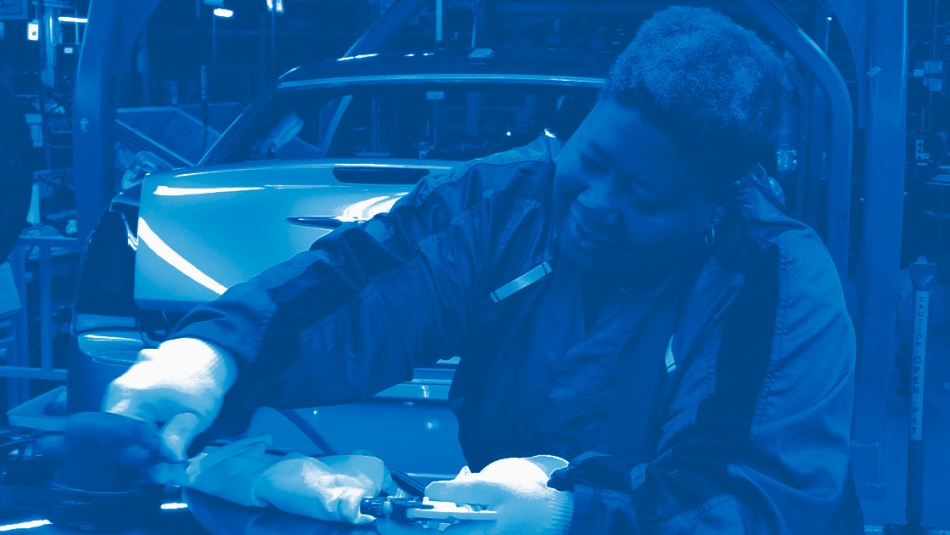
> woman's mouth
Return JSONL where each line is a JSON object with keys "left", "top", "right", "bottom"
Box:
{"left": 571, "top": 212, "right": 618, "bottom": 251}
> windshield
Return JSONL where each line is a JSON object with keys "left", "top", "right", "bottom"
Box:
{"left": 220, "top": 83, "right": 599, "bottom": 164}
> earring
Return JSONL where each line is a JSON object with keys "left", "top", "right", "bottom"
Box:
{"left": 704, "top": 225, "right": 715, "bottom": 246}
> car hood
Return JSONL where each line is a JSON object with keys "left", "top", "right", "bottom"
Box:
{"left": 134, "top": 159, "right": 455, "bottom": 311}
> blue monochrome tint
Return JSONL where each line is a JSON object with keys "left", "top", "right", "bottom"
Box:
{"left": 68, "top": 5, "right": 862, "bottom": 535}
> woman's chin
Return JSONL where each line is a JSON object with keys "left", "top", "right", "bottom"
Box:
{"left": 559, "top": 237, "right": 632, "bottom": 278}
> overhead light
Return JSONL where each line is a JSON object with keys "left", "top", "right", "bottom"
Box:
{"left": 506, "top": 131, "right": 512, "bottom": 137}
{"left": 265, "top": 0, "right": 284, "bottom": 13}
{"left": 58, "top": 16, "right": 87, "bottom": 23}
{"left": 213, "top": 8, "right": 233, "bottom": 17}
{"left": 160, "top": 503, "right": 188, "bottom": 510}
{"left": 827, "top": 16, "right": 832, "bottom": 20}
{"left": 27, "top": 20, "right": 39, "bottom": 40}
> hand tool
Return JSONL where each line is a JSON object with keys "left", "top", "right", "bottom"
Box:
{"left": 36, "top": 411, "right": 166, "bottom": 531}
{"left": 360, "top": 496, "right": 497, "bottom": 527}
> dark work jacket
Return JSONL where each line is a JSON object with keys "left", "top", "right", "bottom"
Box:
{"left": 171, "top": 138, "right": 861, "bottom": 534}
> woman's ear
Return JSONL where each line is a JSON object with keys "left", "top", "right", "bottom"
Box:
{"left": 707, "top": 181, "right": 740, "bottom": 226}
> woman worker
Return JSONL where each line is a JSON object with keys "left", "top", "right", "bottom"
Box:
{"left": 103, "top": 6, "right": 860, "bottom": 534}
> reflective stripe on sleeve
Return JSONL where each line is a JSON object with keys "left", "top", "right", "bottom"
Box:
{"left": 490, "top": 262, "right": 552, "bottom": 303}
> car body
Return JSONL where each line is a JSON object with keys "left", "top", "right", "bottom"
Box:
{"left": 69, "top": 48, "right": 613, "bottom": 480}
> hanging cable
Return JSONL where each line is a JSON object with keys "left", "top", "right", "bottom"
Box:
{"left": 908, "top": 0, "right": 934, "bottom": 53}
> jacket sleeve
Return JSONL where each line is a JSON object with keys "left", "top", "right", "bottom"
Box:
{"left": 549, "top": 241, "right": 859, "bottom": 535}
{"left": 167, "top": 161, "right": 502, "bottom": 410}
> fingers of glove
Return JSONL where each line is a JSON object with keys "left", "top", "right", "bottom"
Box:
{"left": 381, "top": 465, "right": 398, "bottom": 495}
{"left": 523, "top": 455, "right": 569, "bottom": 478}
{"left": 101, "top": 363, "right": 154, "bottom": 415}
{"left": 160, "top": 412, "right": 205, "bottom": 462}
{"left": 480, "top": 458, "right": 548, "bottom": 483}
{"left": 425, "top": 479, "right": 503, "bottom": 508}
{"left": 148, "top": 461, "right": 190, "bottom": 487}
{"left": 135, "top": 347, "right": 165, "bottom": 364}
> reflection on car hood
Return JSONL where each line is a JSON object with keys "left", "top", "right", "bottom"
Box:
{"left": 134, "top": 160, "right": 455, "bottom": 311}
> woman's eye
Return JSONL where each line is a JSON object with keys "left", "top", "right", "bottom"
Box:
{"left": 580, "top": 153, "right": 605, "bottom": 172}
{"left": 630, "top": 190, "right": 661, "bottom": 213}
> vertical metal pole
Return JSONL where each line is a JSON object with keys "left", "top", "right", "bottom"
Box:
{"left": 259, "top": 12, "right": 266, "bottom": 95}
{"left": 906, "top": 262, "right": 936, "bottom": 528}
{"left": 854, "top": 0, "right": 908, "bottom": 502}
{"left": 139, "top": 27, "right": 151, "bottom": 107}
{"left": 470, "top": 0, "right": 486, "bottom": 48}
{"left": 270, "top": 5, "right": 276, "bottom": 82}
{"left": 11, "top": 246, "right": 29, "bottom": 404}
{"left": 435, "top": 0, "right": 442, "bottom": 48}
{"left": 73, "top": 0, "right": 162, "bottom": 243}
{"left": 782, "top": 62, "right": 811, "bottom": 221}
{"left": 200, "top": 65, "right": 209, "bottom": 155}
{"left": 37, "top": 0, "right": 46, "bottom": 80}
{"left": 465, "top": 91, "right": 481, "bottom": 137}
{"left": 927, "top": 0, "right": 938, "bottom": 132}
{"left": 370, "top": 97, "right": 378, "bottom": 154}
{"left": 938, "top": 189, "right": 945, "bottom": 259}
{"left": 803, "top": 4, "right": 830, "bottom": 232}
{"left": 38, "top": 246, "right": 52, "bottom": 373}
{"left": 9, "top": 246, "right": 25, "bottom": 406}
{"left": 804, "top": 81, "right": 826, "bottom": 230}
{"left": 43, "top": 4, "right": 59, "bottom": 91}
{"left": 212, "top": 15, "right": 217, "bottom": 63}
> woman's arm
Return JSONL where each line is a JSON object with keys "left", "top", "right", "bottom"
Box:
{"left": 169, "top": 145, "right": 558, "bottom": 411}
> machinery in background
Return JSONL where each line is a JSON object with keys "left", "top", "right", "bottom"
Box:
{"left": 0, "top": 77, "right": 33, "bottom": 264}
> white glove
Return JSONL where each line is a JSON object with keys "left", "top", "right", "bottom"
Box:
{"left": 377, "top": 456, "right": 574, "bottom": 535}
{"left": 102, "top": 337, "right": 239, "bottom": 484}
{"left": 184, "top": 436, "right": 396, "bottom": 525}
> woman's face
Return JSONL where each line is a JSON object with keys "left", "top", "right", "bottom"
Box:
{"left": 553, "top": 100, "right": 720, "bottom": 279}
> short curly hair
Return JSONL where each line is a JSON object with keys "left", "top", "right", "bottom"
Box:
{"left": 600, "top": 6, "right": 791, "bottom": 192}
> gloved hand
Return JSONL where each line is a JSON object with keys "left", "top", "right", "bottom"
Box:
{"left": 376, "top": 456, "right": 574, "bottom": 535}
{"left": 184, "top": 435, "right": 397, "bottom": 525}
{"left": 102, "top": 337, "right": 239, "bottom": 485}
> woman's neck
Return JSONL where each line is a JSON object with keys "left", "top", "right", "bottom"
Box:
{"left": 601, "top": 244, "right": 708, "bottom": 296}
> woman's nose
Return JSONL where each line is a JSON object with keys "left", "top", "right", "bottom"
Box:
{"left": 576, "top": 184, "right": 622, "bottom": 229}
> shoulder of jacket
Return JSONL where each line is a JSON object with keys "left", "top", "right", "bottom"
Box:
{"left": 409, "top": 137, "right": 560, "bottom": 208}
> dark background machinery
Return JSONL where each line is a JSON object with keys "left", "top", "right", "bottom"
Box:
{"left": 0, "top": 76, "right": 32, "bottom": 265}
